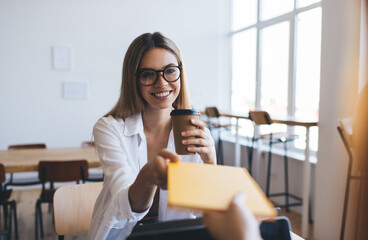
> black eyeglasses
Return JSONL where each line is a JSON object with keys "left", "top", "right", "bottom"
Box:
{"left": 136, "top": 65, "right": 182, "bottom": 86}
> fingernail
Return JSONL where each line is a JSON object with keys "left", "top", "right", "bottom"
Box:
{"left": 191, "top": 119, "right": 196, "bottom": 123}
{"left": 187, "top": 147, "right": 192, "bottom": 151}
{"left": 182, "top": 140, "right": 187, "bottom": 144}
{"left": 181, "top": 131, "right": 186, "bottom": 136}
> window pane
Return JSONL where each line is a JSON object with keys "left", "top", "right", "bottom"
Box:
{"left": 260, "top": 21, "right": 289, "bottom": 116}
{"left": 232, "top": 0, "right": 258, "bottom": 30}
{"left": 295, "top": 8, "right": 321, "bottom": 120}
{"left": 261, "top": 0, "right": 293, "bottom": 21}
{"left": 297, "top": 0, "right": 320, "bottom": 8}
{"left": 294, "top": 8, "right": 321, "bottom": 151}
{"left": 231, "top": 29, "right": 257, "bottom": 114}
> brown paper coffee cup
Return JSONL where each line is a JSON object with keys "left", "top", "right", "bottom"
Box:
{"left": 171, "top": 109, "right": 200, "bottom": 155}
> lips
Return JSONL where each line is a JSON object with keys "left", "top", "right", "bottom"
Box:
{"left": 151, "top": 90, "right": 172, "bottom": 98}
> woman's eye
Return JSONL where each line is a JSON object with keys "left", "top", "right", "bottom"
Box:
{"left": 165, "top": 68, "right": 177, "bottom": 75}
{"left": 142, "top": 71, "right": 155, "bottom": 79}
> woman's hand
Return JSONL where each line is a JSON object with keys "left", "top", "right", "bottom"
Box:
{"left": 181, "top": 118, "right": 216, "bottom": 164}
{"left": 202, "top": 192, "right": 262, "bottom": 240}
{"left": 145, "top": 149, "right": 180, "bottom": 190}
{"left": 129, "top": 149, "right": 179, "bottom": 212}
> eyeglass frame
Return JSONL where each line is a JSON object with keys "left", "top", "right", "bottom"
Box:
{"left": 136, "top": 65, "right": 182, "bottom": 86}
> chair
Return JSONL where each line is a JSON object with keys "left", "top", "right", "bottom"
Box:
{"left": 81, "top": 141, "right": 95, "bottom": 147}
{"left": 0, "top": 163, "right": 18, "bottom": 240}
{"left": 337, "top": 117, "right": 362, "bottom": 240}
{"left": 35, "top": 160, "right": 89, "bottom": 240}
{"left": 248, "top": 111, "right": 302, "bottom": 211}
{"left": 53, "top": 182, "right": 103, "bottom": 240}
{"left": 205, "top": 107, "right": 233, "bottom": 165}
{"left": 81, "top": 141, "right": 103, "bottom": 182}
{"left": 6, "top": 143, "right": 46, "bottom": 187}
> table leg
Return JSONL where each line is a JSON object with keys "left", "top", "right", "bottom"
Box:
{"left": 302, "top": 127, "right": 311, "bottom": 238}
{"left": 235, "top": 118, "right": 240, "bottom": 167}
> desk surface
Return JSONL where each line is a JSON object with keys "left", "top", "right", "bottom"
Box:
{"left": 0, "top": 147, "right": 101, "bottom": 173}
{"left": 220, "top": 112, "right": 318, "bottom": 127}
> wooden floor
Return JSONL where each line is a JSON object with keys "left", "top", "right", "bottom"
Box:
{"left": 7, "top": 189, "right": 313, "bottom": 240}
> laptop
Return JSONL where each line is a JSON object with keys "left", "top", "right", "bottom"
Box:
{"left": 126, "top": 217, "right": 292, "bottom": 240}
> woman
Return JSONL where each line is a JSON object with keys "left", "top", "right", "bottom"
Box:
{"left": 87, "top": 32, "right": 216, "bottom": 239}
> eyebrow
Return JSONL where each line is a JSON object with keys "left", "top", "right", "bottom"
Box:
{"left": 138, "top": 63, "right": 177, "bottom": 72}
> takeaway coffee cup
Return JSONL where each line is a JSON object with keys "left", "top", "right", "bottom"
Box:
{"left": 170, "top": 109, "right": 200, "bottom": 155}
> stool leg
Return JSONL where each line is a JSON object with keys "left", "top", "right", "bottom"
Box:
{"left": 39, "top": 203, "right": 44, "bottom": 239}
{"left": 35, "top": 201, "right": 39, "bottom": 240}
{"left": 7, "top": 203, "right": 12, "bottom": 240}
{"left": 248, "top": 133, "right": 256, "bottom": 176}
{"left": 217, "top": 129, "right": 223, "bottom": 165}
{"left": 3, "top": 204, "right": 8, "bottom": 230}
{"left": 284, "top": 142, "right": 290, "bottom": 212}
{"left": 266, "top": 136, "right": 273, "bottom": 198}
{"left": 13, "top": 201, "right": 18, "bottom": 239}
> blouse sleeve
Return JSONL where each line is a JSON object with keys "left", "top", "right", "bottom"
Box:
{"left": 93, "top": 118, "right": 149, "bottom": 223}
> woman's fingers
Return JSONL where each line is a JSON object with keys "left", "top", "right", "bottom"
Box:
{"left": 191, "top": 118, "right": 205, "bottom": 130}
{"left": 150, "top": 149, "right": 180, "bottom": 189}
{"left": 182, "top": 129, "right": 207, "bottom": 138}
{"left": 158, "top": 148, "right": 180, "bottom": 162}
{"left": 183, "top": 138, "right": 207, "bottom": 146}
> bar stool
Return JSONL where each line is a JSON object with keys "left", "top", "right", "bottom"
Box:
{"left": 205, "top": 107, "right": 233, "bottom": 165}
{"left": 248, "top": 111, "right": 302, "bottom": 211}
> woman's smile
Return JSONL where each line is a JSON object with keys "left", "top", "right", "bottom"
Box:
{"left": 151, "top": 90, "right": 173, "bottom": 99}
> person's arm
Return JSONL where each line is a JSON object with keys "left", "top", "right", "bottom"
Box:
{"left": 182, "top": 118, "right": 217, "bottom": 164}
{"left": 128, "top": 149, "right": 180, "bottom": 212}
{"left": 203, "top": 192, "right": 262, "bottom": 240}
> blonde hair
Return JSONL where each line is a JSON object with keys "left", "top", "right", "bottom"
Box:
{"left": 105, "top": 32, "right": 191, "bottom": 119}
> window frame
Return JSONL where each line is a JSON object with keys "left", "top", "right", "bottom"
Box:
{"left": 230, "top": 0, "right": 322, "bottom": 155}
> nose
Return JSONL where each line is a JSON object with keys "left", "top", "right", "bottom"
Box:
{"left": 155, "top": 73, "right": 168, "bottom": 87}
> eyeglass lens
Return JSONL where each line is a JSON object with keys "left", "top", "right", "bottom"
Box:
{"left": 139, "top": 66, "right": 180, "bottom": 86}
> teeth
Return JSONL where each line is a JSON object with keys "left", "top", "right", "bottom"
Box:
{"left": 154, "top": 91, "right": 170, "bottom": 97}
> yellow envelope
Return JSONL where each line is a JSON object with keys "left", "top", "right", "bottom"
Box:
{"left": 168, "top": 162, "right": 277, "bottom": 219}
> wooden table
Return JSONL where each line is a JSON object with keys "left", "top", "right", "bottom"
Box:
{"left": 0, "top": 147, "right": 101, "bottom": 173}
{"left": 220, "top": 112, "right": 318, "bottom": 239}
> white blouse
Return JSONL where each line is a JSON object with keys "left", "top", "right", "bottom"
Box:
{"left": 87, "top": 113, "right": 215, "bottom": 240}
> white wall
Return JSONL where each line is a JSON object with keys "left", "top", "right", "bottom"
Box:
{"left": 0, "top": 0, "right": 231, "bottom": 149}
{"left": 314, "top": 0, "right": 361, "bottom": 239}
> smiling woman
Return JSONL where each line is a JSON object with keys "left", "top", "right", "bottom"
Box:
{"left": 87, "top": 32, "right": 216, "bottom": 240}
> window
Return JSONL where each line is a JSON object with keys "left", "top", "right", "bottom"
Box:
{"left": 231, "top": 0, "right": 321, "bottom": 152}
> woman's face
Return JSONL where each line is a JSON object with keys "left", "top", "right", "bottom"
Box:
{"left": 138, "top": 48, "right": 181, "bottom": 111}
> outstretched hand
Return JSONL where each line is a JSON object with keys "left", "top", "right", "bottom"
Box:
{"left": 203, "top": 192, "right": 262, "bottom": 240}
{"left": 146, "top": 148, "right": 180, "bottom": 190}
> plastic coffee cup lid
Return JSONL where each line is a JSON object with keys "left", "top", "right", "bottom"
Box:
{"left": 170, "top": 109, "right": 200, "bottom": 116}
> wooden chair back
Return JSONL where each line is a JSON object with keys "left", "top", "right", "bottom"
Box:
{"left": 0, "top": 164, "right": 5, "bottom": 184}
{"left": 81, "top": 141, "right": 95, "bottom": 148}
{"left": 53, "top": 182, "right": 103, "bottom": 236}
{"left": 249, "top": 111, "right": 273, "bottom": 125}
{"left": 205, "top": 107, "right": 220, "bottom": 118}
{"left": 38, "top": 160, "right": 89, "bottom": 183}
{"left": 8, "top": 143, "right": 46, "bottom": 150}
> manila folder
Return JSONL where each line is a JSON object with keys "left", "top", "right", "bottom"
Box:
{"left": 168, "top": 162, "right": 277, "bottom": 219}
